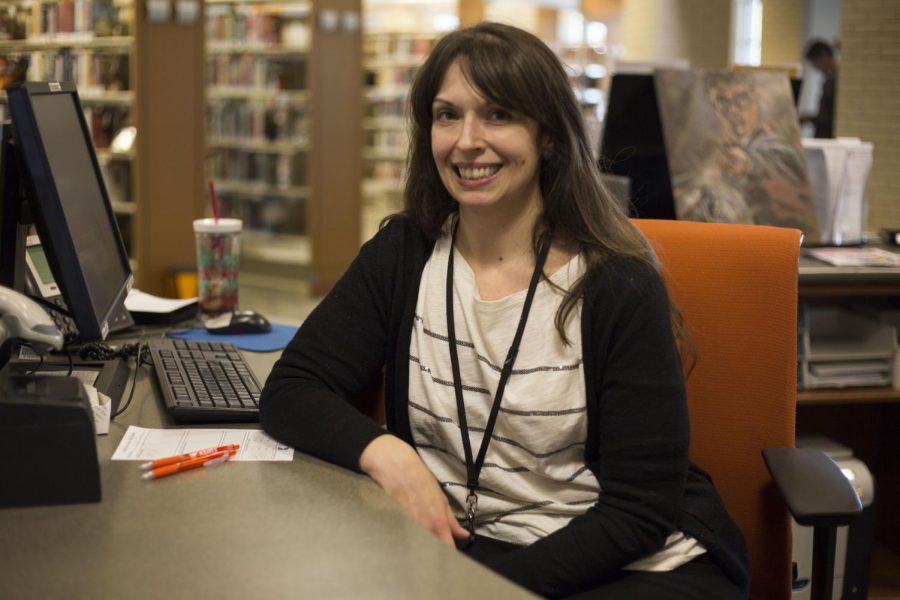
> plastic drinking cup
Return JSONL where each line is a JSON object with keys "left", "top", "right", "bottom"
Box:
{"left": 193, "top": 218, "right": 241, "bottom": 318}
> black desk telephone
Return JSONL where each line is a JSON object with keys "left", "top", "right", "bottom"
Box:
{"left": 23, "top": 235, "right": 133, "bottom": 338}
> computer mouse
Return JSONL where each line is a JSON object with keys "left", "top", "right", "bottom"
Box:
{"left": 206, "top": 310, "right": 272, "bottom": 335}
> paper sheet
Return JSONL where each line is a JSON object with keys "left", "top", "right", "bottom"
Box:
{"left": 125, "top": 289, "right": 197, "bottom": 314}
{"left": 112, "top": 426, "right": 294, "bottom": 461}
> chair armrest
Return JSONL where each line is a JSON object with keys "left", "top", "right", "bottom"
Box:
{"left": 762, "top": 447, "right": 862, "bottom": 527}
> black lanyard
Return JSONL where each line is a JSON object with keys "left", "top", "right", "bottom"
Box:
{"left": 445, "top": 220, "right": 554, "bottom": 539}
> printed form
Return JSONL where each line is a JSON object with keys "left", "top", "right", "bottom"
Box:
{"left": 112, "top": 426, "right": 294, "bottom": 461}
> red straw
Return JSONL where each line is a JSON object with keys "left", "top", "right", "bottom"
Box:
{"left": 208, "top": 179, "right": 220, "bottom": 223}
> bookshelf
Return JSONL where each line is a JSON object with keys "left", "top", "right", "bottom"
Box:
{"left": 0, "top": 0, "right": 208, "bottom": 295}
{"left": 204, "top": 0, "right": 364, "bottom": 295}
{"left": 0, "top": 0, "right": 137, "bottom": 256}
{"left": 360, "top": 0, "right": 456, "bottom": 240}
{"left": 205, "top": 0, "right": 311, "bottom": 267}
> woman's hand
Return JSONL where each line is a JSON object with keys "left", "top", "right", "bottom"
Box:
{"left": 360, "top": 434, "right": 471, "bottom": 547}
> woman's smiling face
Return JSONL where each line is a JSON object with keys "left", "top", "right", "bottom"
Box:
{"left": 430, "top": 60, "right": 544, "bottom": 217}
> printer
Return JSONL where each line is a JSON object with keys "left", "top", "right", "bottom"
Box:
{"left": 792, "top": 434, "right": 876, "bottom": 600}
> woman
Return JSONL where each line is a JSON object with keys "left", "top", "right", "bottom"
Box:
{"left": 261, "top": 22, "right": 749, "bottom": 598}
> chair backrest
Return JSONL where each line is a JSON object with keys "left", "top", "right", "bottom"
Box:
{"left": 633, "top": 219, "right": 801, "bottom": 600}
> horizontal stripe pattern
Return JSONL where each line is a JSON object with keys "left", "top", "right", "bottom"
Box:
{"left": 415, "top": 315, "right": 583, "bottom": 376}
{"left": 409, "top": 229, "right": 598, "bottom": 546}
{"left": 408, "top": 223, "right": 706, "bottom": 572}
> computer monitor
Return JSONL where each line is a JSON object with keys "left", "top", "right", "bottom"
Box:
{"left": 599, "top": 73, "right": 676, "bottom": 220}
{"left": 0, "top": 81, "right": 133, "bottom": 341}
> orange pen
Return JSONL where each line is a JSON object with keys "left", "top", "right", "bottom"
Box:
{"left": 139, "top": 444, "right": 240, "bottom": 471}
{"left": 141, "top": 449, "right": 237, "bottom": 480}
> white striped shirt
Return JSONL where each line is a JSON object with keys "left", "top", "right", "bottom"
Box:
{"left": 408, "top": 226, "right": 706, "bottom": 571}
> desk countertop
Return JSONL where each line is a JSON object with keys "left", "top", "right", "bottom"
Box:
{"left": 0, "top": 349, "right": 534, "bottom": 599}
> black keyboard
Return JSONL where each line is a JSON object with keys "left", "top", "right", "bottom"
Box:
{"left": 148, "top": 338, "right": 261, "bottom": 422}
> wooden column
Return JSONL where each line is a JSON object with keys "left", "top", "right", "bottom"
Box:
{"left": 133, "top": 0, "right": 207, "bottom": 295}
{"left": 309, "top": 0, "right": 363, "bottom": 296}
{"left": 459, "top": 0, "right": 484, "bottom": 27}
{"left": 536, "top": 6, "right": 558, "bottom": 44}
{"left": 581, "top": 0, "right": 621, "bottom": 22}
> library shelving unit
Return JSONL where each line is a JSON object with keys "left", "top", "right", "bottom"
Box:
{"left": 204, "top": 0, "right": 365, "bottom": 296}
{"left": 205, "top": 0, "right": 312, "bottom": 269}
{"left": 360, "top": 0, "right": 457, "bottom": 241}
{"left": 0, "top": 0, "right": 137, "bottom": 256}
{"left": 0, "top": 0, "right": 210, "bottom": 295}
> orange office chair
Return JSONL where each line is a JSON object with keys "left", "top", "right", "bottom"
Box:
{"left": 634, "top": 219, "right": 861, "bottom": 600}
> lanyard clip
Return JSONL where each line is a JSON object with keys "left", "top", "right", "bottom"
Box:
{"left": 465, "top": 490, "right": 478, "bottom": 537}
{"left": 466, "top": 491, "right": 478, "bottom": 519}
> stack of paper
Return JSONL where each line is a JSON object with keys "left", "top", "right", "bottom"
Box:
{"left": 805, "top": 247, "right": 900, "bottom": 268}
{"left": 803, "top": 137, "right": 873, "bottom": 246}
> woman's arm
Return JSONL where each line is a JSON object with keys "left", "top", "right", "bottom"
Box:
{"left": 481, "top": 260, "right": 691, "bottom": 597}
{"left": 260, "top": 218, "right": 468, "bottom": 547}
{"left": 259, "top": 222, "right": 404, "bottom": 470}
{"left": 360, "top": 434, "right": 471, "bottom": 546}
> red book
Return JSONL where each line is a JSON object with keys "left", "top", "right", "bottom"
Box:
{"left": 58, "top": 0, "right": 75, "bottom": 33}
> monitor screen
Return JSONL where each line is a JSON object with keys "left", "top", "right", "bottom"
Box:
{"left": 4, "top": 81, "right": 133, "bottom": 341}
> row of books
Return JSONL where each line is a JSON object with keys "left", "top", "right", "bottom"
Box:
{"left": 366, "top": 129, "right": 407, "bottom": 152}
{"left": 366, "top": 97, "right": 407, "bottom": 117}
{"left": 207, "top": 101, "right": 306, "bottom": 142}
{"left": 207, "top": 55, "right": 306, "bottom": 91}
{"left": 207, "top": 9, "right": 309, "bottom": 49}
{"left": 365, "top": 65, "right": 420, "bottom": 89}
{"left": 363, "top": 34, "right": 433, "bottom": 59}
{"left": 6, "top": 0, "right": 127, "bottom": 38}
{"left": 208, "top": 150, "right": 307, "bottom": 188}
{"left": 216, "top": 194, "right": 305, "bottom": 236}
{"left": 10, "top": 50, "right": 129, "bottom": 93}
{"left": 37, "top": 0, "right": 95, "bottom": 36}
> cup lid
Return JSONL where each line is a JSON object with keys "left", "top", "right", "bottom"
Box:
{"left": 193, "top": 218, "right": 242, "bottom": 233}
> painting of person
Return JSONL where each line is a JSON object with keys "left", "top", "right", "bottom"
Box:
{"left": 655, "top": 69, "right": 821, "bottom": 242}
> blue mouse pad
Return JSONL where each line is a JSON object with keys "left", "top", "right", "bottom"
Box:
{"left": 166, "top": 323, "right": 298, "bottom": 352}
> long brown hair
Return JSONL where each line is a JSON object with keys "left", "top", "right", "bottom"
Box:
{"left": 404, "top": 22, "right": 689, "bottom": 359}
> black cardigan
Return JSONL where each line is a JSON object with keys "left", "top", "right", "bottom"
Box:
{"left": 260, "top": 215, "right": 749, "bottom": 597}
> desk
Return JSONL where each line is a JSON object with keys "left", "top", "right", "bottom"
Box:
{"left": 797, "top": 254, "right": 900, "bottom": 594}
{"left": 0, "top": 348, "right": 535, "bottom": 599}
{"left": 800, "top": 253, "right": 900, "bottom": 300}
